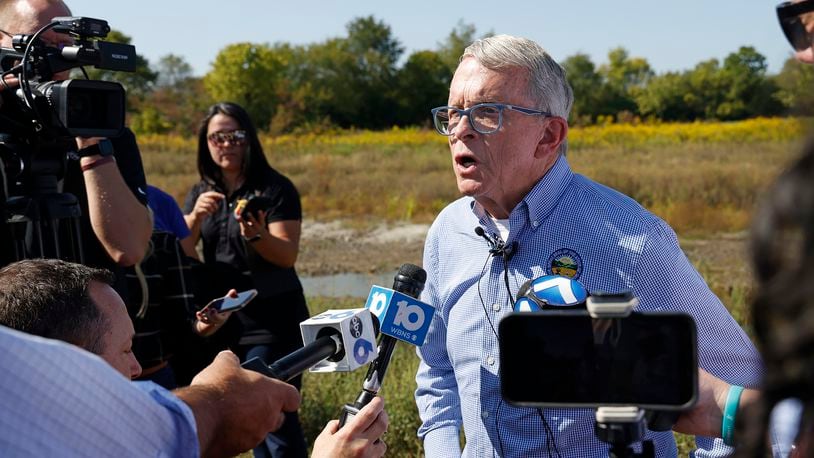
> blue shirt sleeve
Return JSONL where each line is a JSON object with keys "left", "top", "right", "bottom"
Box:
{"left": 0, "top": 325, "right": 200, "bottom": 457}
{"left": 147, "top": 185, "right": 192, "bottom": 239}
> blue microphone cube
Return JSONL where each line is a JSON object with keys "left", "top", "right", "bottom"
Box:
{"left": 365, "top": 285, "right": 435, "bottom": 345}
{"left": 516, "top": 275, "right": 588, "bottom": 311}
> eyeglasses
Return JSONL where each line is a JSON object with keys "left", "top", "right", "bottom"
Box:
{"left": 777, "top": 0, "right": 814, "bottom": 51}
{"left": 430, "top": 103, "right": 551, "bottom": 136}
{"left": 207, "top": 130, "right": 248, "bottom": 146}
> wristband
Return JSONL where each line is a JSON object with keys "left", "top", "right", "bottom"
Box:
{"left": 80, "top": 156, "right": 115, "bottom": 172}
{"left": 721, "top": 385, "right": 744, "bottom": 446}
{"left": 243, "top": 233, "right": 262, "bottom": 243}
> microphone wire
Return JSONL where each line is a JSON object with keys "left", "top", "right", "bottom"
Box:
{"left": 476, "top": 233, "right": 561, "bottom": 458}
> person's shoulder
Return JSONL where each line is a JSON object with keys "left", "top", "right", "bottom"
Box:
{"left": 257, "top": 167, "right": 298, "bottom": 194}
{"left": 147, "top": 185, "right": 173, "bottom": 202}
{"left": 571, "top": 174, "right": 662, "bottom": 227}
{"left": 428, "top": 197, "right": 473, "bottom": 233}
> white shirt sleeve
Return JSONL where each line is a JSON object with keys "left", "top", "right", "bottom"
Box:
{"left": 0, "top": 325, "right": 199, "bottom": 457}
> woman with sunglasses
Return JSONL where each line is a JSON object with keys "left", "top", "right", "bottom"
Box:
{"left": 183, "top": 102, "right": 310, "bottom": 458}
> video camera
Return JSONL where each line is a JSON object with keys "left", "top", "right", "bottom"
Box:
{"left": 500, "top": 278, "right": 699, "bottom": 458}
{"left": 0, "top": 16, "right": 136, "bottom": 263}
{"left": 0, "top": 16, "right": 135, "bottom": 138}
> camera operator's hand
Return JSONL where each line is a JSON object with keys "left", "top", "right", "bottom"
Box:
{"left": 312, "top": 396, "right": 388, "bottom": 458}
{"left": 178, "top": 350, "right": 301, "bottom": 458}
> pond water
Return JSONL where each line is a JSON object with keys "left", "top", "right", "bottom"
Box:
{"left": 301, "top": 271, "right": 398, "bottom": 298}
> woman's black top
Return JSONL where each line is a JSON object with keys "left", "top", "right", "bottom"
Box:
{"left": 184, "top": 167, "right": 309, "bottom": 345}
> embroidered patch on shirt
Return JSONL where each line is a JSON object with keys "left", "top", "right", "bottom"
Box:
{"left": 547, "top": 248, "right": 583, "bottom": 279}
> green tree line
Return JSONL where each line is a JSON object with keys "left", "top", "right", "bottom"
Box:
{"left": 91, "top": 17, "right": 814, "bottom": 135}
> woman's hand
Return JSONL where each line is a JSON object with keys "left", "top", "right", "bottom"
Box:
{"left": 237, "top": 209, "right": 268, "bottom": 242}
{"left": 191, "top": 191, "right": 225, "bottom": 222}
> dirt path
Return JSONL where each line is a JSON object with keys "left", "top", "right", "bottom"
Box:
{"left": 297, "top": 219, "right": 752, "bottom": 281}
{"left": 298, "top": 220, "right": 429, "bottom": 275}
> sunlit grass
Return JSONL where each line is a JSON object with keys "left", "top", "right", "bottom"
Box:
{"left": 139, "top": 118, "right": 806, "bottom": 456}
{"left": 141, "top": 117, "right": 805, "bottom": 234}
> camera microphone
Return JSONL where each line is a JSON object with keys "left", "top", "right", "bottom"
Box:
{"left": 242, "top": 308, "right": 378, "bottom": 381}
{"left": 338, "top": 263, "right": 434, "bottom": 427}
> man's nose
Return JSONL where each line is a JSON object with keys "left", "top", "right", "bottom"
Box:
{"left": 452, "top": 114, "right": 477, "bottom": 140}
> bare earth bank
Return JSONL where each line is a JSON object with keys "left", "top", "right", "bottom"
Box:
{"left": 297, "top": 219, "right": 751, "bottom": 281}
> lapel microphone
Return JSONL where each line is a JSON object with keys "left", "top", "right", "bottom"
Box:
{"left": 474, "top": 226, "right": 519, "bottom": 262}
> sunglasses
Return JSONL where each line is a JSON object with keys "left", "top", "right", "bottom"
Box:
{"left": 207, "top": 129, "right": 248, "bottom": 146}
{"left": 778, "top": 0, "right": 814, "bottom": 51}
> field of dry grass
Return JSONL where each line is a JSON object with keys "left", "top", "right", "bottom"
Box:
{"left": 140, "top": 118, "right": 806, "bottom": 456}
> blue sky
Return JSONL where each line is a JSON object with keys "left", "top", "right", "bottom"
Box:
{"left": 66, "top": 0, "right": 792, "bottom": 77}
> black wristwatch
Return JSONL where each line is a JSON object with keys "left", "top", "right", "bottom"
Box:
{"left": 75, "top": 139, "right": 114, "bottom": 158}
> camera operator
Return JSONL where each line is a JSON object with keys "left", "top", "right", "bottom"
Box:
{"left": 0, "top": 0, "right": 152, "bottom": 287}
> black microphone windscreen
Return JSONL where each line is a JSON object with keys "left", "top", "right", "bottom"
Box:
{"left": 474, "top": 226, "right": 485, "bottom": 237}
{"left": 392, "top": 263, "right": 426, "bottom": 299}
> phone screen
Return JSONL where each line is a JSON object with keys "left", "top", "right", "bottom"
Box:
{"left": 209, "top": 289, "right": 258, "bottom": 313}
{"left": 498, "top": 311, "right": 697, "bottom": 410}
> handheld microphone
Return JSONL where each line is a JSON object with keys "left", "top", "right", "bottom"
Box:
{"left": 242, "top": 308, "right": 378, "bottom": 381}
{"left": 338, "top": 263, "right": 433, "bottom": 426}
{"left": 514, "top": 274, "right": 588, "bottom": 311}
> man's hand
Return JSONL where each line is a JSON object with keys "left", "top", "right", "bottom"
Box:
{"left": 673, "top": 367, "right": 759, "bottom": 437}
{"left": 178, "top": 350, "right": 301, "bottom": 458}
{"left": 312, "top": 396, "right": 388, "bottom": 458}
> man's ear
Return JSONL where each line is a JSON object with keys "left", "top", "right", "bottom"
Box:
{"left": 535, "top": 117, "right": 568, "bottom": 158}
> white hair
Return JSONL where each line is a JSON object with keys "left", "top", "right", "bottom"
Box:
{"left": 462, "top": 34, "right": 573, "bottom": 120}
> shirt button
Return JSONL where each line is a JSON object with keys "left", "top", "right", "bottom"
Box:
{"left": 482, "top": 410, "right": 489, "bottom": 419}
{"left": 532, "top": 220, "right": 540, "bottom": 227}
{"left": 492, "top": 303, "right": 501, "bottom": 312}
{"left": 486, "top": 356, "right": 495, "bottom": 366}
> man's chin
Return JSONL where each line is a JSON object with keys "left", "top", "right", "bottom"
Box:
{"left": 456, "top": 179, "right": 481, "bottom": 198}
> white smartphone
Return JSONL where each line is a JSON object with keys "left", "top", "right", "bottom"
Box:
{"left": 203, "top": 289, "right": 258, "bottom": 313}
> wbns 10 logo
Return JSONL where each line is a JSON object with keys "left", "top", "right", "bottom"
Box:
{"left": 365, "top": 286, "right": 435, "bottom": 345}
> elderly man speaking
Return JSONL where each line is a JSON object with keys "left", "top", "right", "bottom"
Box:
{"left": 415, "top": 34, "right": 762, "bottom": 457}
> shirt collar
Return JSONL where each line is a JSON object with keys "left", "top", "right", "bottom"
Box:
{"left": 472, "top": 154, "right": 574, "bottom": 235}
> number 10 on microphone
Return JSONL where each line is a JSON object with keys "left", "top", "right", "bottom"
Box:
{"left": 364, "top": 286, "right": 435, "bottom": 345}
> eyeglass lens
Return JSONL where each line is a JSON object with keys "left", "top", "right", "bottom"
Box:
{"left": 435, "top": 105, "right": 502, "bottom": 135}
{"left": 208, "top": 130, "right": 247, "bottom": 145}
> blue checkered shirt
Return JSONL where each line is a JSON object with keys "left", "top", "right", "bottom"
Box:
{"left": 0, "top": 325, "right": 199, "bottom": 457}
{"left": 416, "top": 155, "right": 762, "bottom": 457}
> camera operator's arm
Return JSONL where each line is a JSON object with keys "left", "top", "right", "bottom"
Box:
{"left": 179, "top": 350, "right": 301, "bottom": 458}
{"left": 78, "top": 136, "right": 151, "bottom": 266}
